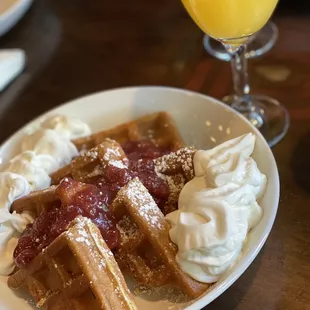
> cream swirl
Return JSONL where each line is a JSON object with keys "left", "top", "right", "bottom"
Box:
{"left": 0, "top": 115, "right": 91, "bottom": 275}
{"left": 0, "top": 172, "right": 32, "bottom": 275}
{"left": 41, "top": 114, "right": 91, "bottom": 140}
{"left": 4, "top": 151, "right": 52, "bottom": 190}
{"left": 166, "top": 133, "right": 267, "bottom": 283}
{"left": 21, "top": 129, "right": 79, "bottom": 173}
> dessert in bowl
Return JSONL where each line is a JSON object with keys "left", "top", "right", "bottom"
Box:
{"left": 0, "top": 86, "right": 279, "bottom": 310}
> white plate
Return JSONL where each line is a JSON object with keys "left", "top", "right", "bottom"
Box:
{"left": 0, "top": 86, "right": 279, "bottom": 310}
{"left": 0, "top": 0, "right": 32, "bottom": 37}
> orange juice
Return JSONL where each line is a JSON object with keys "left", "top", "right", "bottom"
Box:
{"left": 182, "top": 0, "right": 278, "bottom": 44}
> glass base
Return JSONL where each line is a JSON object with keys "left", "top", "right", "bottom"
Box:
{"left": 222, "top": 94, "right": 290, "bottom": 147}
{"left": 203, "top": 21, "right": 279, "bottom": 61}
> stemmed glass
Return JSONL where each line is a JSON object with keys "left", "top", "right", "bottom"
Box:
{"left": 203, "top": 21, "right": 278, "bottom": 61}
{"left": 182, "top": 0, "right": 289, "bottom": 147}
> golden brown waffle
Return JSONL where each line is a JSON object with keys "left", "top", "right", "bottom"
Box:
{"left": 72, "top": 112, "right": 184, "bottom": 152}
{"left": 11, "top": 177, "right": 207, "bottom": 301}
{"left": 12, "top": 185, "right": 58, "bottom": 217}
{"left": 51, "top": 111, "right": 184, "bottom": 185}
{"left": 154, "top": 147, "right": 196, "bottom": 181}
{"left": 111, "top": 178, "right": 208, "bottom": 298}
{"left": 154, "top": 147, "right": 196, "bottom": 214}
{"left": 49, "top": 111, "right": 189, "bottom": 214}
{"left": 10, "top": 113, "right": 206, "bottom": 305}
{"left": 13, "top": 146, "right": 197, "bottom": 217}
{"left": 8, "top": 217, "right": 138, "bottom": 310}
{"left": 50, "top": 139, "right": 127, "bottom": 185}
{"left": 49, "top": 137, "right": 196, "bottom": 215}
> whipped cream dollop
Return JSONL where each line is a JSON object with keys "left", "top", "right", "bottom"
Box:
{"left": 0, "top": 115, "right": 91, "bottom": 275}
{"left": 5, "top": 151, "right": 51, "bottom": 191}
{"left": 0, "top": 172, "right": 31, "bottom": 274}
{"left": 166, "top": 133, "right": 267, "bottom": 283}
{"left": 41, "top": 114, "right": 91, "bottom": 140}
{"left": 21, "top": 129, "right": 79, "bottom": 174}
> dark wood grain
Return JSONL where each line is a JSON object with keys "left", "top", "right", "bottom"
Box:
{"left": 1, "top": 1, "right": 310, "bottom": 309}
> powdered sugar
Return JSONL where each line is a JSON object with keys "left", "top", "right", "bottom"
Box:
{"left": 36, "top": 291, "right": 56, "bottom": 308}
{"left": 133, "top": 284, "right": 189, "bottom": 303}
{"left": 147, "top": 129, "right": 155, "bottom": 139}
{"left": 154, "top": 147, "right": 195, "bottom": 180}
{"left": 139, "top": 203, "right": 162, "bottom": 227}
{"left": 85, "top": 165, "right": 104, "bottom": 178}
{"left": 63, "top": 278, "right": 74, "bottom": 288}
{"left": 103, "top": 147, "right": 121, "bottom": 161}
{"left": 109, "top": 160, "right": 127, "bottom": 169}
{"left": 67, "top": 217, "right": 92, "bottom": 247}
{"left": 84, "top": 150, "right": 98, "bottom": 160}
{"left": 67, "top": 217, "right": 110, "bottom": 271}
{"left": 165, "top": 174, "right": 186, "bottom": 200}
{"left": 75, "top": 236, "right": 90, "bottom": 246}
{"left": 117, "top": 215, "right": 140, "bottom": 245}
{"left": 123, "top": 179, "right": 164, "bottom": 229}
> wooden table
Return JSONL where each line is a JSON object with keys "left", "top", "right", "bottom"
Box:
{"left": 1, "top": 1, "right": 310, "bottom": 309}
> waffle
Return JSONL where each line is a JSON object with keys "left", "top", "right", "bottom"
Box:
{"left": 50, "top": 112, "right": 190, "bottom": 216}
{"left": 11, "top": 185, "right": 58, "bottom": 216}
{"left": 112, "top": 178, "right": 208, "bottom": 298}
{"left": 11, "top": 178, "right": 207, "bottom": 301}
{"left": 154, "top": 147, "right": 196, "bottom": 181}
{"left": 12, "top": 145, "right": 197, "bottom": 215}
{"left": 50, "top": 137, "right": 196, "bottom": 215}
{"left": 50, "top": 111, "right": 185, "bottom": 186}
{"left": 9, "top": 112, "right": 208, "bottom": 307}
{"left": 8, "top": 217, "right": 138, "bottom": 310}
{"left": 154, "top": 147, "right": 196, "bottom": 214}
{"left": 50, "top": 139, "right": 127, "bottom": 185}
{"left": 72, "top": 112, "right": 184, "bottom": 152}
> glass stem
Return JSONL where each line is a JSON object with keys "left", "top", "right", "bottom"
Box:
{"left": 225, "top": 44, "right": 252, "bottom": 112}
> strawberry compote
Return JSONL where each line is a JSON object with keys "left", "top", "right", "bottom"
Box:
{"left": 94, "top": 140, "right": 171, "bottom": 208}
{"left": 14, "top": 140, "right": 172, "bottom": 268}
{"left": 122, "top": 140, "right": 171, "bottom": 161}
{"left": 14, "top": 178, "right": 119, "bottom": 268}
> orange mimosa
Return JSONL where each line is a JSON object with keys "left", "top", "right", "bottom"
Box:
{"left": 182, "top": 0, "right": 278, "bottom": 44}
{"left": 180, "top": 0, "right": 288, "bottom": 146}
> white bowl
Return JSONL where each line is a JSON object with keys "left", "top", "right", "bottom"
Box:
{"left": 0, "top": 86, "right": 279, "bottom": 310}
{"left": 0, "top": 0, "right": 32, "bottom": 37}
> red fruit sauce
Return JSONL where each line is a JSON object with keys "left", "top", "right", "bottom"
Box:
{"left": 14, "top": 178, "right": 119, "bottom": 268}
{"left": 14, "top": 140, "right": 171, "bottom": 268}
{"left": 95, "top": 140, "right": 170, "bottom": 207}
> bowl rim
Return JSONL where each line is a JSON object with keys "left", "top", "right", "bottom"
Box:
{"left": 0, "top": 86, "right": 280, "bottom": 310}
{"left": 0, "top": 0, "right": 32, "bottom": 24}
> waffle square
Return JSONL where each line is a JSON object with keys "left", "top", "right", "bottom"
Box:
{"left": 8, "top": 217, "right": 138, "bottom": 310}
{"left": 73, "top": 112, "right": 184, "bottom": 152}
{"left": 111, "top": 178, "right": 208, "bottom": 298}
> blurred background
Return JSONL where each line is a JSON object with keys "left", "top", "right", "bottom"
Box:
{"left": 0, "top": 0, "right": 310, "bottom": 142}
{"left": 1, "top": 1, "right": 310, "bottom": 310}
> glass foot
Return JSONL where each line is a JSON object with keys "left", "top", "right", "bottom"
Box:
{"left": 222, "top": 94, "right": 290, "bottom": 147}
{"left": 203, "top": 21, "right": 279, "bottom": 61}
